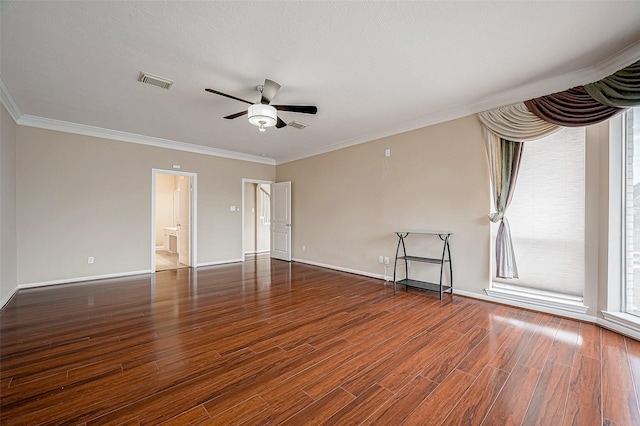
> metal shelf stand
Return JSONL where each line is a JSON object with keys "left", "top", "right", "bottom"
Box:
{"left": 393, "top": 231, "right": 453, "bottom": 299}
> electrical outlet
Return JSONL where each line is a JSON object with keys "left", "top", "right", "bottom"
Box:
{"left": 378, "top": 255, "right": 384, "bottom": 264}
{"left": 88, "top": 256, "right": 94, "bottom": 264}
{"left": 302, "top": 245, "right": 306, "bottom": 252}
{"left": 384, "top": 256, "right": 390, "bottom": 265}
{"left": 385, "top": 149, "right": 391, "bottom": 157}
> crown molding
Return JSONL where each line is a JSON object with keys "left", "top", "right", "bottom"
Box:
{"left": 16, "top": 115, "right": 275, "bottom": 165}
{"left": 277, "top": 43, "right": 640, "bottom": 165}
{"left": 0, "top": 73, "right": 23, "bottom": 123}
{"left": 593, "top": 39, "right": 640, "bottom": 78}
{"left": 275, "top": 105, "right": 474, "bottom": 165}
{"left": 276, "top": 67, "right": 596, "bottom": 165}
{"left": 0, "top": 75, "right": 274, "bottom": 165}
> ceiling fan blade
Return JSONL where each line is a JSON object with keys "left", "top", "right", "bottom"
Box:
{"left": 276, "top": 117, "right": 287, "bottom": 128}
{"left": 205, "top": 88, "right": 253, "bottom": 105}
{"left": 261, "top": 79, "right": 281, "bottom": 104}
{"left": 274, "top": 105, "right": 318, "bottom": 114}
{"left": 224, "top": 110, "right": 248, "bottom": 120}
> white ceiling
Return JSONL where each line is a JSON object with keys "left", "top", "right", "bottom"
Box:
{"left": 2, "top": 1, "right": 640, "bottom": 164}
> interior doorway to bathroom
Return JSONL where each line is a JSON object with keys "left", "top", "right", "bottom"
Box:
{"left": 152, "top": 170, "right": 197, "bottom": 272}
{"left": 242, "top": 179, "right": 272, "bottom": 259}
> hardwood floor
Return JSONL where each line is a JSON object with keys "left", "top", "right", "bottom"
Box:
{"left": 1, "top": 255, "right": 639, "bottom": 425}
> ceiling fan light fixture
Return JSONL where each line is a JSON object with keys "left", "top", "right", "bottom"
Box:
{"left": 248, "top": 104, "right": 277, "bottom": 131}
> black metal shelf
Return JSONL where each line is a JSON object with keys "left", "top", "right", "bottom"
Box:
{"left": 392, "top": 231, "right": 453, "bottom": 300}
{"left": 399, "top": 255, "right": 450, "bottom": 265}
{"left": 396, "top": 279, "right": 452, "bottom": 293}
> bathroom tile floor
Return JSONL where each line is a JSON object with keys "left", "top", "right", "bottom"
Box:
{"left": 155, "top": 249, "right": 189, "bottom": 271}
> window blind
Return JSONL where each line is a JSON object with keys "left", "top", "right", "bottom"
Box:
{"left": 493, "top": 127, "right": 585, "bottom": 298}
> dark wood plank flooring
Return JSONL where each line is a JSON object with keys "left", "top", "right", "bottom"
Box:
{"left": 1, "top": 255, "right": 639, "bottom": 425}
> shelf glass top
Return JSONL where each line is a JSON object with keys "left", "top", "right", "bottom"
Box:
{"left": 394, "top": 231, "right": 453, "bottom": 236}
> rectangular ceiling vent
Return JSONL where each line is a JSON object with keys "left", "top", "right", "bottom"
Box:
{"left": 138, "top": 72, "right": 174, "bottom": 90}
{"left": 288, "top": 120, "right": 308, "bottom": 130}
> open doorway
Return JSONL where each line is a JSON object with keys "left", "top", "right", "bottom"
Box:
{"left": 243, "top": 179, "right": 272, "bottom": 259}
{"left": 153, "top": 170, "right": 197, "bottom": 272}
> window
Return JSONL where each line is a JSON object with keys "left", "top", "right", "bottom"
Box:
{"left": 624, "top": 107, "right": 640, "bottom": 316}
{"left": 492, "top": 127, "right": 586, "bottom": 303}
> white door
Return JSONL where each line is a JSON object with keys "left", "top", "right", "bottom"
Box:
{"left": 271, "top": 181, "right": 291, "bottom": 261}
{"left": 177, "top": 176, "right": 192, "bottom": 266}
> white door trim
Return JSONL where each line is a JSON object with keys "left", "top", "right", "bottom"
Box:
{"left": 241, "top": 178, "right": 274, "bottom": 259}
{"left": 151, "top": 169, "right": 198, "bottom": 272}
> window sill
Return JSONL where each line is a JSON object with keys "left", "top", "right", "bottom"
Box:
{"left": 485, "top": 287, "right": 589, "bottom": 315}
{"left": 600, "top": 311, "right": 640, "bottom": 338}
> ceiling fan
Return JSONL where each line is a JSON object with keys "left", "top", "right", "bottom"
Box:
{"left": 205, "top": 79, "right": 318, "bottom": 132}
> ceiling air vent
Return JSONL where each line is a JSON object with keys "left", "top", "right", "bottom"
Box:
{"left": 288, "top": 120, "right": 308, "bottom": 130}
{"left": 138, "top": 72, "right": 174, "bottom": 90}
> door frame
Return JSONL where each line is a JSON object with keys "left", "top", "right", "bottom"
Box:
{"left": 242, "top": 178, "right": 274, "bottom": 259}
{"left": 151, "top": 169, "right": 198, "bottom": 272}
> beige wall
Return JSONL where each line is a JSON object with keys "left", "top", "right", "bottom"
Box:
{"left": 277, "top": 114, "right": 491, "bottom": 294}
{"left": 276, "top": 114, "right": 612, "bottom": 316}
{"left": 1, "top": 105, "right": 17, "bottom": 302}
{"left": 0, "top": 108, "right": 620, "bottom": 320}
{"left": 16, "top": 126, "right": 275, "bottom": 284}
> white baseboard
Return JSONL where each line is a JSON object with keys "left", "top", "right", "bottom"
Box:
{"left": 599, "top": 311, "right": 640, "bottom": 341}
{"left": 0, "top": 286, "right": 19, "bottom": 310}
{"left": 18, "top": 270, "right": 153, "bottom": 290}
{"left": 196, "top": 258, "right": 243, "bottom": 267}
{"left": 292, "top": 258, "right": 392, "bottom": 282}
{"left": 484, "top": 287, "right": 589, "bottom": 314}
{"left": 453, "top": 288, "right": 594, "bottom": 323}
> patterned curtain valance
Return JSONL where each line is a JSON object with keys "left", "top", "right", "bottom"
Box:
{"left": 524, "top": 86, "right": 624, "bottom": 127}
{"left": 477, "top": 102, "right": 560, "bottom": 142}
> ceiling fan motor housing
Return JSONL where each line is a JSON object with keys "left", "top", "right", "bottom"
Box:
{"left": 248, "top": 104, "right": 277, "bottom": 131}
